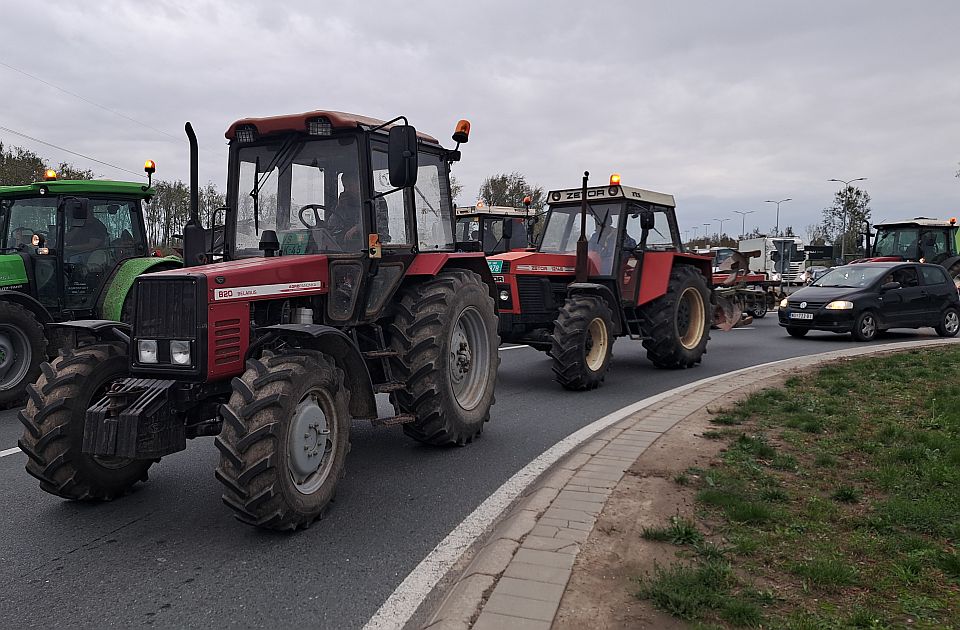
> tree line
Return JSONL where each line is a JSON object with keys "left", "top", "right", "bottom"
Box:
{"left": 0, "top": 141, "right": 223, "bottom": 249}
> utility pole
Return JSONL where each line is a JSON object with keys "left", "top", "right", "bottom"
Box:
{"left": 764, "top": 199, "right": 792, "bottom": 236}
{"left": 828, "top": 177, "right": 866, "bottom": 262}
{"left": 733, "top": 210, "right": 755, "bottom": 238}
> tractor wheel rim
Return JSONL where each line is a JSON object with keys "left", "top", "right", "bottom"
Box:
{"left": 861, "top": 315, "right": 876, "bottom": 337}
{"left": 0, "top": 326, "right": 31, "bottom": 392}
{"left": 584, "top": 317, "right": 608, "bottom": 372}
{"left": 449, "top": 305, "right": 489, "bottom": 411}
{"left": 678, "top": 287, "right": 706, "bottom": 350}
{"left": 946, "top": 311, "right": 960, "bottom": 334}
{"left": 288, "top": 391, "right": 335, "bottom": 495}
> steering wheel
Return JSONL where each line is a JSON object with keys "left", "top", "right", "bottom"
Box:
{"left": 298, "top": 204, "right": 325, "bottom": 228}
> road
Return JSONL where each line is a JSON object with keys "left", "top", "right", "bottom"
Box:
{"left": 0, "top": 318, "right": 944, "bottom": 628}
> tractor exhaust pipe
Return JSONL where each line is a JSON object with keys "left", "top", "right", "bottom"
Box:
{"left": 575, "top": 171, "right": 589, "bottom": 283}
{"left": 185, "top": 122, "right": 199, "bottom": 226}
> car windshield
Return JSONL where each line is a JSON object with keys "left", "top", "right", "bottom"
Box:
{"left": 812, "top": 266, "right": 888, "bottom": 288}
{"left": 233, "top": 135, "right": 362, "bottom": 257}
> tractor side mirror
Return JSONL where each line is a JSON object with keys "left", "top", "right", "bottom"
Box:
{"left": 881, "top": 281, "right": 901, "bottom": 292}
{"left": 639, "top": 209, "right": 655, "bottom": 231}
{"left": 65, "top": 197, "right": 90, "bottom": 222}
{"left": 502, "top": 218, "right": 514, "bottom": 240}
{"left": 259, "top": 230, "right": 280, "bottom": 257}
{"left": 388, "top": 125, "right": 419, "bottom": 188}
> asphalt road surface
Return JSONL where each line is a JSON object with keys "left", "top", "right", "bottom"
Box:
{"left": 0, "top": 318, "right": 945, "bottom": 628}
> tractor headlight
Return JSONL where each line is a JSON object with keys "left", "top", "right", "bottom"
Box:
{"left": 825, "top": 300, "right": 854, "bottom": 310}
{"left": 138, "top": 339, "right": 158, "bottom": 364}
{"left": 499, "top": 290, "right": 511, "bottom": 302}
{"left": 779, "top": 298, "right": 788, "bottom": 309}
{"left": 771, "top": 272, "right": 782, "bottom": 282}
{"left": 170, "top": 340, "right": 192, "bottom": 366}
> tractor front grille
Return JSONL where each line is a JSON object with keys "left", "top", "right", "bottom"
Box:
{"left": 516, "top": 276, "right": 566, "bottom": 314}
{"left": 135, "top": 277, "right": 200, "bottom": 338}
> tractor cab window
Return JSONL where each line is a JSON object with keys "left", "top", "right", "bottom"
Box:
{"left": 371, "top": 148, "right": 409, "bottom": 246}
{"left": 539, "top": 202, "right": 622, "bottom": 275}
{"left": 234, "top": 135, "right": 362, "bottom": 257}
{"left": 624, "top": 206, "right": 676, "bottom": 250}
{"left": 456, "top": 217, "right": 480, "bottom": 242}
{"left": 413, "top": 153, "right": 454, "bottom": 251}
{"left": 918, "top": 229, "right": 950, "bottom": 262}
{"left": 874, "top": 228, "right": 918, "bottom": 259}
{"left": 483, "top": 217, "right": 527, "bottom": 253}
{"left": 3, "top": 197, "right": 58, "bottom": 250}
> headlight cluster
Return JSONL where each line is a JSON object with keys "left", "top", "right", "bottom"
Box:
{"left": 825, "top": 300, "right": 854, "bottom": 310}
{"left": 779, "top": 298, "right": 788, "bottom": 309}
{"left": 137, "top": 339, "right": 192, "bottom": 366}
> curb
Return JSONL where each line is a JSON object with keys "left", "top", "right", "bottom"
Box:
{"left": 421, "top": 338, "right": 960, "bottom": 629}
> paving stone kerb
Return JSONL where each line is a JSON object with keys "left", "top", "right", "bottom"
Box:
{"left": 423, "top": 339, "right": 959, "bottom": 630}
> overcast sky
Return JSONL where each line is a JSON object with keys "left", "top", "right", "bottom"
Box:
{"left": 3, "top": 1, "right": 959, "bottom": 239}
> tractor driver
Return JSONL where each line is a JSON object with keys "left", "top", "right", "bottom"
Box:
{"left": 324, "top": 171, "right": 363, "bottom": 251}
{"left": 919, "top": 231, "right": 943, "bottom": 262}
{"left": 64, "top": 213, "right": 108, "bottom": 259}
{"left": 589, "top": 210, "right": 636, "bottom": 274}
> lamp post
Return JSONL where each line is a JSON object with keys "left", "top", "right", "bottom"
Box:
{"left": 713, "top": 217, "right": 730, "bottom": 243}
{"left": 764, "top": 198, "right": 792, "bottom": 236}
{"left": 702, "top": 222, "right": 711, "bottom": 246}
{"left": 733, "top": 210, "right": 755, "bottom": 238}
{"left": 827, "top": 177, "right": 866, "bottom": 262}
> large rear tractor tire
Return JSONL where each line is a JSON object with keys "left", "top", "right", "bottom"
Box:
{"left": 947, "top": 262, "right": 960, "bottom": 291}
{"left": 18, "top": 343, "right": 151, "bottom": 500}
{"left": 0, "top": 301, "right": 46, "bottom": 407}
{"left": 549, "top": 295, "right": 614, "bottom": 391}
{"left": 641, "top": 266, "right": 711, "bottom": 369}
{"left": 389, "top": 270, "right": 500, "bottom": 446}
{"left": 215, "top": 350, "right": 351, "bottom": 531}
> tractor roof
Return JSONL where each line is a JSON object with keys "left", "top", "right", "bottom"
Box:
{"left": 547, "top": 184, "right": 675, "bottom": 208}
{"left": 874, "top": 216, "right": 957, "bottom": 228}
{"left": 456, "top": 205, "right": 530, "bottom": 218}
{"left": 0, "top": 179, "right": 153, "bottom": 199}
{"left": 225, "top": 109, "right": 440, "bottom": 144}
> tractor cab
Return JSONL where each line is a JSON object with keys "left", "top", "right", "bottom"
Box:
{"left": 862, "top": 217, "right": 960, "bottom": 287}
{"left": 455, "top": 203, "right": 533, "bottom": 254}
{"left": 0, "top": 172, "right": 154, "bottom": 317}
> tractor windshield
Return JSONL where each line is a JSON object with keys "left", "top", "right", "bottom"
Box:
{"left": 233, "top": 135, "right": 363, "bottom": 257}
{"left": 539, "top": 202, "right": 623, "bottom": 275}
{"left": 873, "top": 228, "right": 917, "bottom": 259}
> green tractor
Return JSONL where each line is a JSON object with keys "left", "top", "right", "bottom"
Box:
{"left": 0, "top": 165, "right": 180, "bottom": 406}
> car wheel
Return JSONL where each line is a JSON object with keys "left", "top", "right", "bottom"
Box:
{"left": 935, "top": 308, "right": 960, "bottom": 338}
{"left": 852, "top": 311, "right": 878, "bottom": 342}
{"left": 786, "top": 326, "right": 808, "bottom": 338}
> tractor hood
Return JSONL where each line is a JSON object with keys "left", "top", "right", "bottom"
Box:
{"left": 151, "top": 255, "right": 331, "bottom": 299}
{"left": 487, "top": 250, "right": 576, "bottom": 275}
{"left": 0, "top": 255, "right": 28, "bottom": 289}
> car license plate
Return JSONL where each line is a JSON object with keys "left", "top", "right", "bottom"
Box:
{"left": 789, "top": 312, "right": 813, "bottom": 320}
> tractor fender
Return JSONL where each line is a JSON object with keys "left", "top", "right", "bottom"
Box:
{"left": 98, "top": 256, "right": 183, "bottom": 321}
{"left": 260, "top": 324, "right": 378, "bottom": 420}
{"left": 405, "top": 253, "right": 498, "bottom": 300}
{"left": 939, "top": 255, "right": 960, "bottom": 274}
{"left": 567, "top": 282, "right": 624, "bottom": 334}
{"left": 0, "top": 290, "right": 53, "bottom": 325}
{"left": 47, "top": 320, "right": 132, "bottom": 349}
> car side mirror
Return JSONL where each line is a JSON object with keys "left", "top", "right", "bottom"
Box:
{"left": 639, "top": 209, "right": 655, "bottom": 231}
{"left": 881, "top": 281, "right": 901, "bottom": 291}
{"left": 65, "top": 197, "right": 89, "bottom": 221}
{"left": 388, "top": 125, "right": 419, "bottom": 188}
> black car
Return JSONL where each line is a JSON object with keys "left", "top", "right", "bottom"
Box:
{"left": 778, "top": 262, "right": 960, "bottom": 341}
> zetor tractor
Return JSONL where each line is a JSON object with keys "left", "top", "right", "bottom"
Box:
{"left": 455, "top": 201, "right": 535, "bottom": 255}
{"left": 489, "top": 173, "right": 724, "bottom": 390}
{"left": 0, "top": 166, "right": 180, "bottom": 406}
{"left": 19, "top": 111, "right": 500, "bottom": 531}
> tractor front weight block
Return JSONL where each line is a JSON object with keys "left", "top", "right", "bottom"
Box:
{"left": 83, "top": 379, "right": 185, "bottom": 459}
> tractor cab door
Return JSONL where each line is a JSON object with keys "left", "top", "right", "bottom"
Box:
{"left": 618, "top": 203, "right": 679, "bottom": 306}
{"left": 61, "top": 197, "right": 147, "bottom": 314}
{"left": 2, "top": 196, "right": 60, "bottom": 309}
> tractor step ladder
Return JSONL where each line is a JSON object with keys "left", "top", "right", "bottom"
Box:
{"left": 371, "top": 414, "right": 416, "bottom": 427}
{"left": 621, "top": 307, "right": 645, "bottom": 341}
{"left": 374, "top": 381, "right": 406, "bottom": 394}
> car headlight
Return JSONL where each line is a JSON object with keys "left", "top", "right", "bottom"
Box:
{"left": 138, "top": 339, "right": 158, "bottom": 364}
{"left": 779, "top": 298, "right": 788, "bottom": 308}
{"left": 499, "top": 290, "right": 510, "bottom": 302}
{"left": 170, "top": 340, "right": 192, "bottom": 365}
{"left": 825, "top": 300, "right": 854, "bottom": 310}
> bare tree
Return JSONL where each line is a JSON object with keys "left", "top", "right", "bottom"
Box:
{"left": 478, "top": 172, "right": 544, "bottom": 211}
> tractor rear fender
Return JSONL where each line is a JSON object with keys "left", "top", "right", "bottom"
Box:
{"left": 567, "top": 282, "right": 624, "bottom": 334}
{"left": 98, "top": 256, "right": 183, "bottom": 321}
{"left": 404, "top": 253, "right": 498, "bottom": 300}
{"left": 939, "top": 255, "right": 960, "bottom": 274}
{"left": 47, "top": 320, "right": 132, "bottom": 350}
{"left": 259, "top": 324, "right": 378, "bottom": 420}
{"left": 0, "top": 291, "right": 53, "bottom": 326}
{"left": 637, "top": 253, "right": 712, "bottom": 305}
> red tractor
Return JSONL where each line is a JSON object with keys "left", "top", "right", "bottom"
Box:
{"left": 489, "top": 173, "right": 727, "bottom": 390}
{"left": 18, "top": 111, "right": 500, "bottom": 530}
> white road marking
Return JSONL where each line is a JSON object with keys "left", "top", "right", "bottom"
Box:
{"left": 363, "top": 338, "right": 960, "bottom": 630}
{"left": 731, "top": 327, "right": 755, "bottom": 330}
{"left": 498, "top": 345, "right": 529, "bottom": 351}
{"left": 1, "top": 447, "right": 22, "bottom": 458}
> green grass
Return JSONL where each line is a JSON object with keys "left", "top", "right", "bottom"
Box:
{"left": 633, "top": 347, "right": 960, "bottom": 626}
{"left": 642, "top": 516, "right": 703, "bottom": 545}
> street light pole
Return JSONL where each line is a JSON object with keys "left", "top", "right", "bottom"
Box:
{"left": 827, "top": 177, "right": 867, "bottom": 262}
{"left": 702, "top": 222, "right": 711, "bottom": 246}
{"left": 733, "top": 210, "right": 755, "bottom": 238}
{"left": 764, "top": 198, "right": 792, "bottom": 236}
{"left": 713, "top": 217, "right": 730, "bottom": 242}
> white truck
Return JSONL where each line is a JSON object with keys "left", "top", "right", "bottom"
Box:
{"left": 738, "top": 236, "right": 806, "bottom": 283}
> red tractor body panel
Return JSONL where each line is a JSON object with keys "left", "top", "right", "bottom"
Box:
{"left": 404, "top": 252, "right": 491, "bottom": 276}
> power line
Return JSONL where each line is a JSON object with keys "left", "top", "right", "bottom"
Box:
{"left": 0, "top": 59, "right": 178, "bottom": 141}
{"left": 0, "top": 124, "right": 142, "bottom": 177}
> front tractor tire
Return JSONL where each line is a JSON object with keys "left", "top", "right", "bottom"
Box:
{"left": 18, "top": 343, "right": 151, "bottom": 500}
{"left": 549, "top": 295, "right": 614, "bottom": 391}
{"left": 0, "top": 301, "right": 46, "bottom": 407}
{"left": 215, "top": 350, "right": 351, "bottom": 531}
{"left": 642, "top": 266, "right": 711, "bottom": 369}
{"left": 389, "top": 270, "right": 500, "bottom": 446}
